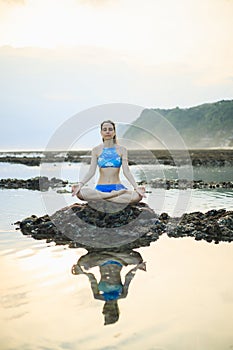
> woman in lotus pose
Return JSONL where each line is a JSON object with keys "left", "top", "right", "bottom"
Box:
{"left": 71, "top": 120, "right": 146, "bottom": 204}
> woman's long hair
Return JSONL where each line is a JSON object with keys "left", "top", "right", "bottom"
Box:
{"left": 101, "top": 120, "right": 117, "bottom": 144}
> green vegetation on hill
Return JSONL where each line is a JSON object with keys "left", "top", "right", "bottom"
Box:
{"left": 123, "top": 100, "right": 233, "bottom": 148}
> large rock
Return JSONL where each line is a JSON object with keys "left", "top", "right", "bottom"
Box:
{"left": 15, "top": 204, "right": 233, "bottom": 249}
{"left": 15, "top": 202, "right": 165, "bottom": 250}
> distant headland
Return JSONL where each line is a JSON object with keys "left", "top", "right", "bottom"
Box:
{"left": 123, "top": 99, "right": 233, "bottom": 148}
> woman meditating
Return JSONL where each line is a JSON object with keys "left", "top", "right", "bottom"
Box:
{"left": 71, "top": 120, "right": 146, "bottom": 204}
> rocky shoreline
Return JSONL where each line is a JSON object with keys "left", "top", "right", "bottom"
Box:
{"left": 149, "top": 179, "right": 233, "bottom": 190}
{"left": 14, "top": 203, "right": 233, "bottom": 249}
{"left": 0, "top": 177, "right": 68, "bottom": 190}
{"left": 1, "top": 149, "right": 233, "bottom": 166}
{"left": 1, "top": 176, "right": 232, "bottom": 190}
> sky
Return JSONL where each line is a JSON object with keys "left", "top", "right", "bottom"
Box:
{"left": 0, "top": 0, "right": 232, "bottom": 150}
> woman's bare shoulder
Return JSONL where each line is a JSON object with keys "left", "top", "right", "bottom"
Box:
{"left": 116, "top": 144, "right": 127, "bottom": 154}
{"left": 92, "top": 144, "right": 103, "bottom": 154}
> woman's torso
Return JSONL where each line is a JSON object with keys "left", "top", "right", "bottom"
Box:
{"left": 96, "top": 145, "right": 123, "bottom": 185}
{"left": 99, "top": 263, "right": 123, "bottom": 284}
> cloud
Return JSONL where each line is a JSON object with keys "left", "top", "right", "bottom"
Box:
{"left": 44, "top": 93, "right": 78, "bottom": 102}
{"left": 0, "top": 0, "right": 25, "bottom": 20}
{"left": 0, "top": 0, "right": 25, "bottom": 4}
{"left": 78, "top": 0, "right": 114, "bottom": 7}
{"left": 0, "top": 43, "right": 232, "bottom": 149}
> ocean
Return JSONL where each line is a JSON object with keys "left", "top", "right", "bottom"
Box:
{"left": 0, "top": 159, "right": 233, "bottom": 350}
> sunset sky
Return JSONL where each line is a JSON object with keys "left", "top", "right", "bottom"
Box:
{"left": 0, "top": 0, "right": 232, "bottom": 149}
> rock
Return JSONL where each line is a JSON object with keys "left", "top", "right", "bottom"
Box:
{"left": 169, "top": 209, "right": 233, "bottom": 243}
{"left": 218, "top": 215, "right": 233, "bottom": 230}
{"left": 1, "top": 149, "right": 233, "bottom": 166}
{"left": 14, "top": 202, "right": 165, "bottom": 250}
{"left": 14, "top": 203, "right": 233, "bottom": 248}
{"left": 0, "top": 177, "right": 68, "bottom": 190}
{"left": 159, "top": 212, "right": 170, "bottom": 223}
{"left": 2, "top": 176, "right": 232, "bottom": 191}
{"left": 149, "top": 178, "right": 233, "bottom": 190}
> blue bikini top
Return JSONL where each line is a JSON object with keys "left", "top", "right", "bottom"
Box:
{"left": 97, "top": 147, "right": 122, "bottom": 168}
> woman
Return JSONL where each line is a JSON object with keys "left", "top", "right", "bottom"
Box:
{"left": 71, "top": 120, "right": 146, "bottom": 204}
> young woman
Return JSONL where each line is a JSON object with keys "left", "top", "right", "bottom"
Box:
{"left": 71, "top": 120, "right": 146, "bottom": 204}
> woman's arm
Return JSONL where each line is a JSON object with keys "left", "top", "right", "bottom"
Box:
{"left": 121, "top": 147, "right": 146, "bottom": 197}
{"left": 72, "top": 148, "right": 98, "bottom": 196}
{"left": 71, "top": 264, "right": 104, "bottom": 300}
{"left": 120, "top": 262, "right": 146, "bottom": 298}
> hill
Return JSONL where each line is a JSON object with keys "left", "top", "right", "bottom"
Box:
{"left": 122, "top": 100, "right": 233, "bottom": 148}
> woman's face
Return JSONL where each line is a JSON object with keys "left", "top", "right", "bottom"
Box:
{"left": 101, "top": 122, "right": 115, "bottom": 141}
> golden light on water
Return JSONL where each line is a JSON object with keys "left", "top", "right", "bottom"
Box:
{"left": 1, "top": 234, "right": 233, "bottom": 349}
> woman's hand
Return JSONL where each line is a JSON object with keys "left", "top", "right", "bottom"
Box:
{"left": 71, "top": 183, "right": 83, "bottom": 197}
{"left": 136, "top": 262, "right": 147, "bottom": 271}
{"left": 71, "top": 264, "right": 84, "bottom": 275}
{"left": 134, "top": 186, "right": 146, "bottom": 198}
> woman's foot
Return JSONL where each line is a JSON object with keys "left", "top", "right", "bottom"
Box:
{"left": 105, "top": 189, "right": 128, "bottom": 199}
{"left": 77, "top": 188, "right": 127, "bottom": 201}
{"left": 106, "top": 190, "right": 143, "bottom": 204}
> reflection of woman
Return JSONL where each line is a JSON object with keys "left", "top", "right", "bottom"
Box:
{"left": 71, "top": 250, "right": 146, "bottom": 325}
{"left": 71, "top": 120, "right": 146, "bottom": 204}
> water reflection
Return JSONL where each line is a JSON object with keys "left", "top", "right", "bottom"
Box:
{"left": 71, "top": 249, "right": 146, "bottom": 325}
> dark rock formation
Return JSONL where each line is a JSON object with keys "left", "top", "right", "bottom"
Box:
{"left": 1, "top": 149, "right": 233, "bottom": 166}
{"left": 0, "top": 177, "right": 68, "bottom": 190}
{"left": 149, "top": 179, "right": 233, "bottom": 190}
{"left": 165, "top": 209, "right": 233, "bottom": 244}
{"left": 14, "top": 202, "right": 165, "bottom": 250}
{"left": 0, "top": 156, "right": 41, "bottom": 166}
{"left": 14, "top": 203, "right": 233, "bottom": 249}
{"left": 1, "top": 176, "right": 232, "bottom": 191}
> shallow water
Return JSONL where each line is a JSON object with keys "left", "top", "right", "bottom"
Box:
{"left": 0, "top": 163, "right": 233, "bottom": 350}
{"left": 1, "top": 229, "right": 233, "bottom": 350}
{"left": 1, "top": 162, "right": 233, "bottom": 182}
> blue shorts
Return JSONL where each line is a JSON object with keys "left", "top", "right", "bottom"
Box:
{"left": 95, "top": 184, "right": 127, "bottom": 192}
{"left": 100, "top": 260, "right": 123, "bottom": 267}
{"left": 98, "top": 280, "right": 123, "bottom": 301}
